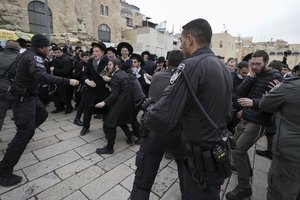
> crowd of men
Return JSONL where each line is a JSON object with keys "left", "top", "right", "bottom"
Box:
{"left": 0, "top": 18, "right": 300, "bottom": 200}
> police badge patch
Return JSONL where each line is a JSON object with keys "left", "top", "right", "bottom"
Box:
{"left": 34, "top": 56, "right": 44, "bottom": 63}
{"left": 170, "top": 63, "right": 185, "bottom": 84}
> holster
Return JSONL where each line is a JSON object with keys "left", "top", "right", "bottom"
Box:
{"left": 139, "top": 112, "right": 149, "bottom": 137}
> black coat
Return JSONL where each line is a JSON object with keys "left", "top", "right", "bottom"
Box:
{"left": 238, "top": 69, "right": 283, "bottom": 126}
{"left": 82, "top": 56, "right": 110, "bottom": 105}
{"left": 103, "top": 70, "right": 134, "bottom": 128}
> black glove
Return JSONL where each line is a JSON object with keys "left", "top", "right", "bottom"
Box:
{"left": 141, "top": 97, "right": 154, "bottom": 111}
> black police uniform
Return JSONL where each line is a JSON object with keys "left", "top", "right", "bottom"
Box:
{"left": 130, "top": 67, "right": 185, "bottom": 200}
{"left": 144, "top": 48, "right": 233, "bottom": 200}
{"left": 0, "top": 47, "right": 70, "bottom": 179}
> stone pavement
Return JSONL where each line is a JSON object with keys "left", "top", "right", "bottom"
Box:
{"left": 0, "top": 103, "right": 271, "bottom": 200}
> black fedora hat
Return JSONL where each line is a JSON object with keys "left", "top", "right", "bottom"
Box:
{"left": 141, "top": 50, "right": 151, "bottom": 57}
{"left": 117, "top": 42, "right": 133, "bottom": 55}
{"left": 106, "top": 46, "right": 118, "bottom": 55}
{"left": 91, "top": 41, "right": 107, "bottom": 53}
{"left": 130, "top": 53, "right": 145, "bottom": 66}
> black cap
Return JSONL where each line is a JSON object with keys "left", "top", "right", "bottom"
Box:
{"left": 31, "top": 34, "right": 50, "bottom": 48}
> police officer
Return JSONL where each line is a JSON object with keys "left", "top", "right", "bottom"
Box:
{"left": 130, "top": 50, "right": 185, "bottom": 200}
{"left": 0, "top": 40, "right": 20, "bottom": 131}
{"left": 0, "top": 34, "right": 79, "bottom": 187}
{"left": 143, "top": 19, "right": 232, "bottom": 200}
{"left": 259, "top": 69, "right": 300, "bottom": 200}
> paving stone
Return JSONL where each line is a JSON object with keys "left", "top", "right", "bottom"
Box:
{"left": 0, "top": 132, "right": 15, "bottom": 142}
{"left": 24, "top": 136, "right": 60, "bottom": 153}
{"left": 152, "top": 166, "right": 178, "bottom": 197}
{"left": 0, "top": 127, "right": 15, "bottom": 135}
{"left": 252, "top": 169, "right": 268, "bottom": 200}
{"left": 158, "top": 157, "right": 172, "bottom": 172}
{"left": 128, "top": 144, "right": 140, "bottom": 152}
{"left": 120, "top": 173, "right": 135, "bottom": 191}
{"left": 123, "top": 156, "right": 137, "bottom": 170}
{"left": 98, "top": 149, "right": 135, "bottom": 171}
{"left": 74, "top": 139, "right": 106, "bottom": 157}
{"left": 54, "top": 115, "right": 76, "bottom": 122}
{"left": 39, "top": 121, "right": 73, "bottom": 131}
{"left": 23, "top": 150, "right": 81, "bottom": 181}
{"left": 0, "top": 173, "right": 60, "bottom": 200}
{"left": 55, "top": 153, "right": 103, "bottom": 180}
{"left": 37, "top": 165, "right": 104, "bottom": 200}
{"left": 160, "top": 182, "right": 181, "bottom": 200}
{"left": 81, "top": 164, "right": 133, "bottom": 199}
{"left": 15, "top": 152, "right": 39, "bottom": 170}
{"left": 0, "top": 170, "right": 27, "bottom": 195}
{"left": 0, "top": 141, "right": 9, "bottom": 151}
{"left": 80, "top": 130, "right": 103, "bottom": 143}
{"left": 33, "top": 137, "right": 86, "bottom": 160}
{"left": 63, "top": 191, "right": 88, "bottom": 200}
{"left": 168, "top": 160, "right": 177, "bottom": 170}
{"left": 98, "top": 184, "right": 130, "bottom": 200}
{"left": 60, "top": 123, "right": 81, "bottom": 132}
{"left": 254, "top": 153, "right": 271, "bottom": 173}
{"left": 32, "top": 128, "right": 65, "bottom": 141}
{"left": 56, "top": 129, "right": 81, "bottom": 141}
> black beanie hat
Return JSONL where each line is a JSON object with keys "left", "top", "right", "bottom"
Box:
{"left": 31, "top": 34, "right": 50, "bottom": 48}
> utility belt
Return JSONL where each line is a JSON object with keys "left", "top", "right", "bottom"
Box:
{"left": 185, "top": 141, "right": 232, "bottom": 188}
{"left": 7, "top": 85, "right": 33, "bottom": 105}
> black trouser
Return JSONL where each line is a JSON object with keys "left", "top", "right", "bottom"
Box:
{"left": 82, "top": 88, "right": 108, "bottom": 129}
{"left": 103, "top": 126, "right": 117, "bottom": 150}
{"left": 0, "top": 96, "right": 48, "bottom": 175}
{"left": 131, "top": 133, "right": 185, "bottom": 200}
{"left": 52, "top": 84, "right": 66, "bottom": 110}
{"left": 183, "top": 163, "right": 222, "bottom": 200}
{"left": 75, "top": 86, "right": 87, "bottom": 120}
{"left": 0, "top": 97, "right": 8, "bottom": 131}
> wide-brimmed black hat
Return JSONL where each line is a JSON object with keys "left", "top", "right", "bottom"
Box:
{"left": 91, "top": 41, "right": 107, "bottom": 53}
{"left": 141, "top": 50, "right": 151, "bottom": 57}
{"left": 106, "top": 46, "right": 118, "bottom": 55}
{"left": 130, "top": 53, "right": 145, "bottom": 66}
{"left": 117, "top": 42, "right": 133, "bottom": 55}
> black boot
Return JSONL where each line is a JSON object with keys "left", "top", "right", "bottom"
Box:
{"left": 96, "top": 146, "right": 114, "bottom": 154}
{"left": 226, "top": 185, "right": 252, "bottom": 200}
{"left": 80, "top": 127, "right": 89, "bottom": 136}
{"left": 0, "top": 174, "right": 22, "bottom": 187}
{"left": 74, "top": 118, "right": 83, "bottom": 126}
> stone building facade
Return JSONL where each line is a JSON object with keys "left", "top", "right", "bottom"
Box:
{"left": 0, "top": 0, "right": 143, "bottom": 46}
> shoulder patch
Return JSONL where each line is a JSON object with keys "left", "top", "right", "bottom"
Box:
{"left": 34, "top": 56, "right": 44, "bottom": 64}
{"left": 170, "top": 63, "right": 185, "bottom": 85}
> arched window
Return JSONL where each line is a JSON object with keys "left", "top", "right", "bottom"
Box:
{"left": 292, "top": 52, "right": 300, "bottom": 56}
{"left": 277, "top": 52, "right": 283, "bottom": 56}
{"left": 98, "top": 24, "right": 110, "bottom": 42}
{"left": 28, "top": 1, "right": 53, "bottom": 34}
{"left": 100, "top": 4, "right": 104, "bottom": 15}
{"left": 105, "top": 6, "right": 109, "bottom": 16}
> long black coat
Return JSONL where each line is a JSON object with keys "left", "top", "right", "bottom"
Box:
{"left": 103, "top": 70, "right": 134, "bottom": 128}
{"left": 82, "top": 56, "right": 110, "bottom": 106}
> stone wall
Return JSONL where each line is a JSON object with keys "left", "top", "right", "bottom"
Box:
{"left": 0, "top": 0, "right": 122, "bottom": 46}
